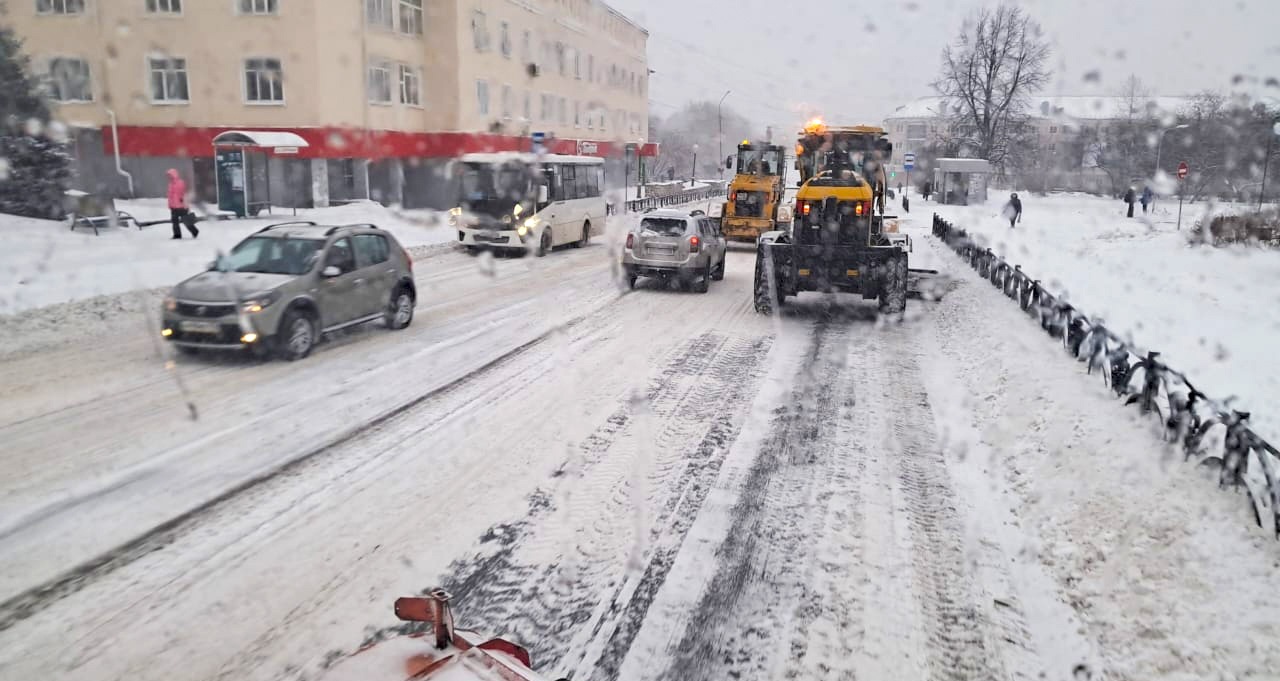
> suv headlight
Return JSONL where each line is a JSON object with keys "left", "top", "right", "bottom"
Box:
{"left": 242, "top": 290, "right": 280, "bottom": 313}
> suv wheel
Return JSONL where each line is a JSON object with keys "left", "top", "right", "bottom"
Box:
{"left": 693, "top": 262, "right": 711, "bottom": 293}
{"left": 386, "top": 286, "right": 415, "bottom": 330}
{"left": 277, "top": 309, "right": 317, "bottom": 361}
{"left": 711, "top": 256, "right": 726, "bottom": 281}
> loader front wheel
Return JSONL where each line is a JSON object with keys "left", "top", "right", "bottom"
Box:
{"left": 878, "top": 252, "right": 908, "bottom": 315}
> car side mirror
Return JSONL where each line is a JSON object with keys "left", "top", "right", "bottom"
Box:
{"left": 322, "top": 265, "right": 342, "bottom": 278}
{"left": 538, "top": 185, "right": 549, "bottom": 203}
{"left": 206, "top": 260, "right": 217, "bottom": 271}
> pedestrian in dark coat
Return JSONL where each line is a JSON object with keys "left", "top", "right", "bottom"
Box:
{"left": 1140, "top": 185, "right": 1153, "bottom": 214}
{"left": 1123, "top": 187, "right": 1137, "bottom": 218}
{"left": 167, "top": 168, "right": 199, "bottom": 239}
{"left": 1003, "top": 192, "right": 1023, "bottom": 228}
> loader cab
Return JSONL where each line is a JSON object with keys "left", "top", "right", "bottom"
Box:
{"left": 731, "top": 143, "right": 783, "bottom": 177}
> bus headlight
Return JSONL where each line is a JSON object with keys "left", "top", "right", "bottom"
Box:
{"left": 523, "top": 216, "right": 540, "bottom": 229}
{"left": 517, "top": 225, "right": 529, "bottom": 237}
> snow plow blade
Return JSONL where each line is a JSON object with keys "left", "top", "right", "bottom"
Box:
{"left": 908, "top": 268, "right": 951, "bottom": 300}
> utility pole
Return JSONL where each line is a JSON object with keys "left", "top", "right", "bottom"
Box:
{"left": 691, "top": 143, "right": 698, "bottom": 187}
{"left": 1259, "top": 119, "right": 1280, "bottom": 211}
{"left": 717, "top": 90, "right": 730, "bottom": 180}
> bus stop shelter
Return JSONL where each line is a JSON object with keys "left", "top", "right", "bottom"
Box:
{"left": 933, "top": 158, "right": 992, "bottom": 206}
{"left": 212, "top": 130, "right": 309, "bottom": 217}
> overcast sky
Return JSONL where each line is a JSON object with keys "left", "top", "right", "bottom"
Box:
{"left": 606, "top": 0, "right": 1280, "bottom": 136}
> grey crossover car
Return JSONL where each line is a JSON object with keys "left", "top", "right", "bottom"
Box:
{"left": 621, "top": 208, "right": 727, "bottom": 292}
{"left": 161, "top": 221, "right": 416, "bottom": 360}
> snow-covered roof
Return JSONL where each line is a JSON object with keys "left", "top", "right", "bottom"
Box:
{"left": 457, "top": 152, "right": 603, "bottom": 165}
{"left": 887, "top": 95, "right": 1190, "bottom": 122}
{"left": 212, "top": 130, "right": 309, "bottom": 148}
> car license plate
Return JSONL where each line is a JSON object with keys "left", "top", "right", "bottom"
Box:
{"left": 474, "top": 231, "right": 500, "bottom": 242}
{"left": 180, "top": 320, "right": 219, "bottom": 334}
{"left": 648, "top": 245, "right": 676, "bottom": 255}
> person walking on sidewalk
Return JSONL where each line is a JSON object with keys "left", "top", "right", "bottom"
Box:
{"left": 168, "top": 168, "right": 199, "bottom": 239}
{"left": 1123, "top": 186, "right": 1137, "bottom": 218}
{"left": 1002, "top": 192, "right": 1023, "bottom": 228}
{"left": 1140, "top": 185, "right": 1153, "bottom": 214}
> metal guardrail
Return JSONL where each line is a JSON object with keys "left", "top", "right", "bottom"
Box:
{"left": 932, "top": 213, "right": 1280, "bottom": 540}
{"left": 622, "top": 185, "right": 726, "bottom": 213}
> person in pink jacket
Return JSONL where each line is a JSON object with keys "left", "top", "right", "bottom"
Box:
{"left": 167, "top": 168, "right": 199, "bottom": 239}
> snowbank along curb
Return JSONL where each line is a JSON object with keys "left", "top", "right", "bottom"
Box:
{"left": 931, "top": 213, "right": 1280, "bottom": 541}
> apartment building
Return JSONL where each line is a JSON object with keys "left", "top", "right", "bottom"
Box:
{"left": 9, "top": 0, "right": 655, "bottom": 208}
{"left": 883, "top": 95, "right": 1187, "bottom": 191}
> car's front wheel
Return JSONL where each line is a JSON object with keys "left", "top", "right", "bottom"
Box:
{"left": 277, "top": 309, "right": 317, "bottom": 361}
{"left": 386, "top": 286, "right": 415, "bottom": 330}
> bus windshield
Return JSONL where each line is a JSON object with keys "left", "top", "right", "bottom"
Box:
{"left": 459, "top": 162, "right": 534, "bottom": 216}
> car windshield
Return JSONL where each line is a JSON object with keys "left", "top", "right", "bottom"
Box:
{"left": 639, "top": 217, "right": 687, "bottom": 236}
{"left": 217, "top": 236, "right": 323, "bottom": 275}
{"left": 10, "top": 2, "right": 1280, "bottom": 680}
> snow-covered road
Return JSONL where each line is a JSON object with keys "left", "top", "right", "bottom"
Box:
{"left": 0, "top": 213, "right": 1276, "bottom": 681}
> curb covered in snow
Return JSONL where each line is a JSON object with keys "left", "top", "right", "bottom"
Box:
{"left": 931, "top": 213, "right": 1280, "bottom": 541}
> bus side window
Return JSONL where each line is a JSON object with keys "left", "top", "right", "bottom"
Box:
{"left": 541, "top": 166, "right": 558, "bottom": 204}
{"left": 595, "top": 167, "right": 604, "bottom": 198}
{"left": 577, "top": 164, "right": 593, "bottom": 198}
{"left": 562, "top": 165, "right": 578, "bottom": 200}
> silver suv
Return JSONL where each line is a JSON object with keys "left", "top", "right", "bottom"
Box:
{"left": 161, "top": 221, "right": 416, "bottom": 360}
{"left": 621, "top": 208, "right": 727, "bottom": 292}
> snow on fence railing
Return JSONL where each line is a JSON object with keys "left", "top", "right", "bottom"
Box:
{"left": 620, "top": 185, "right": 725, "bottom": 214}
{"left": 931, "top": 213, "right": 1280, "bottom": 540}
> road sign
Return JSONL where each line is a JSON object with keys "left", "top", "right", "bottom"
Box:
{"left": 1177, "top": 161, "right": 1189, "bottom": 179}
{"left": 903, "top": 153, "right": 916, "bottom": 171}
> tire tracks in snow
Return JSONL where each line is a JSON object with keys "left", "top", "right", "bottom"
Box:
{"left": 421, "top": 327, "right": 773, "bottom": 677}
{"left": 0, "top": 298, "right": 612, "bottom": 635}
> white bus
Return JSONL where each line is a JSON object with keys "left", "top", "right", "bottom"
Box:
{"left": 451, "top": 153, "right": 607, "bottom": 256}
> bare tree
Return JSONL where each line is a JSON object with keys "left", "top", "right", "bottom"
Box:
{"left": 1079, "top": 76, "right": 1162, "bottom": 195}
{"left": 648, "top": 101, "right": 756, "bottom": 184}
{"left": 933, "top": 4, "right": 1051, "bottom": 167}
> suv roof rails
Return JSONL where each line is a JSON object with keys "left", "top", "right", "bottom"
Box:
{"left": 325, "top": 222, "right": 379, "bottom": 236}
{"left": 257, "top": 220, "right": 318, "bottom": 233}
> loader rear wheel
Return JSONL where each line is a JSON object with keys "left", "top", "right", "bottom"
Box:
{"left": 878, "top": 252, "right": 908, "bottom": 315}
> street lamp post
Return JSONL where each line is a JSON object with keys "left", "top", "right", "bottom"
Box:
{"left": 691, "top": 144, "right": 698, "bottom": 187}
{"left": 718, "top": 90, "right": 731, "bottom": 181}
{"left": 1153, "top": 124, "right": 1190, "bottom": 210}
{"left": 1258, "top": 119, "right": 1280, "bottom": 211}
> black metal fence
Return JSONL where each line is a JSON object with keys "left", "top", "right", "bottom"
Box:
{"left": 622, "top": 185, "right": 726, "bottom": 213}
{"left": 931, "top": 213, "right": 1280, "bottom": 539}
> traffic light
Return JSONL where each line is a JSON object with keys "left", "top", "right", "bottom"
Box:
{"left": 890, "top": 170, "right": 897, "bottom": 179}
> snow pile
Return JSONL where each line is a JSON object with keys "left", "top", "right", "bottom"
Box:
{"left": 927, "top": 193, "right": 1280, "bottom": 443}
{"left": 0, "top": 201, "right": 453, "bottom": 315}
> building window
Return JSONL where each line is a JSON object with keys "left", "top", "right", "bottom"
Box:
{"left": 522, "top": 91, "right": 530, "bottom": 121}
{"left": 586, "top": 54, "right": 593, "bottom": 83}
{"left": 558, "top": 97, "right": 566, "bottom": 125}
{"left": 365, "top": 0, "right": 391, "bottom": 28}
{"left": 148, "top": 56, "right": 189, "bottom": 103}
{"left": 1048, "top": 143, "right": 1057, "bottom": 152}
{"left": 573, "top": 49, "right": 581, "bottom": 79}
{"left": 540, "top": 93, "right": 551, "bottom": 122}
{"left": 399, "top": 65, "right": 420, "bottom": 106}
{"left": 146, "top": 0, "right": 181, "bottom": 14}
{"left": 36, "top": 0, "right": 83, "bottom": 14}
{"left": 1049, "top": 125, "right": 1059, "bottom": 134}
{"left": 398, "top": 0, "right": 422, "bottom": 35}
{"left": 471, "top": 10, "right": 489, "bottom": 52}
{"left": 476, "top": 79, "right": 489, "bottom": 116}
{"left": 238, "top": 0, "right": 277, "bottom": 14}
{"left": 555, "top": 42, "right": 566, "bottom": 76}
{"left": 499, "top": 21, "right": 511, "bottom": 58}
{"left": 47, "top": 57, "right": 92, "bottom": 102}
{"left": 367, "top": 60, "right": 392, "bottom": 104}
{"left": 520, "top": 30, "right": 531, "bottom": 64}
{"left": 501, "top": 84, "right": 512, "bottom": 118}
{"left": 244, "top": 57, "right": 284, "bottom": 103}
